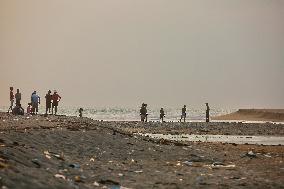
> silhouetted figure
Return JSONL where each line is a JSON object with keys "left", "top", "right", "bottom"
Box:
{"left": 45, "top": 90, "right": 52, "bottom": 115}
{"left": 79, "top": 108, "right": 83, "bottom": 117}
{"left": 12, "top": 104, "right": 24, "bottom": 116}
{"left": 180, "top": 105, "right": 186, "bottom": 122}
{"left": 7, "top": 87, "right": 14, "bottom": 113}
{"left": 15, "top": 89, "right": 21, "bottom": 106}
{"left": 31, "top": 91, "right": 40, "bottom": 115}
{"left": 206, "top": 103, "right": 210, "bottom": 123}
{"left": 140, "top": 103, "right": 148, "bottom": 122}
{"left": 52, "top": 91, "right": 61, "bottom": 115}
{"left": 160, "top": 108, "right": 165, "bottom": 122}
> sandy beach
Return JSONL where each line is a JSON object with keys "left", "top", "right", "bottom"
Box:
{"left": 213, "top": 109, "right": 284, "bottom": 122}
{"left": 0, "top": 112, "right": 283, "bottom": 189}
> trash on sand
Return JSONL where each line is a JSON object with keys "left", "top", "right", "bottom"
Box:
{"left": 74, "top": 176, "right": 85, "bottom": 183}
{"left": 54, "top": 174, "right": 66, "bottom": 180}
{"left": 210, "top": 164, "right": 236, "bottom": 169}
{"left": 264, "top": 154, "right": 272, "bottom": 158}
{"left": 98, "top": 179, "right": 120, "bottom": 186}
{"left": 134, "top": 170, "right": 143, "bottom": 173}
{"left": 44, "top": 151, "right": 51, "bottom": 159}
{"left": 31, "top": 159, "right": 41, "bottom": 168}
{"left": 183, "top": 161, "right": 193, "bottom": 166}
{"left": 69, "top": 163, "right": 80, "bottom": 169}
{"left": 51, "top": 152, "right": 65, "bottom": 160}
{"left": 93, "top": 181, "right": 100, "bottom": 186}
{"left": 90, "top": 158, "right": 95, "bottom": 162}
{"left": 241, "top": 151, "right": 257, "bottom": 158}
{"left": 212, "top": 162, "right": 224, "bottom": 166}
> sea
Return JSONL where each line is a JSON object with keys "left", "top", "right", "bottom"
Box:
{"left": 0, "top": 106, "right": 235, "bottom": 122}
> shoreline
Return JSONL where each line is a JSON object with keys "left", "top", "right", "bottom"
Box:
{"left": 0, "top": 112, "right": 283, "bottom": 188}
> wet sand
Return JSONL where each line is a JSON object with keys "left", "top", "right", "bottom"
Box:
{"left": 0, "top": 112, "right": 283, "bottom": 189}
{"left": 213, "top": 109, "right": 284, "bottom": 122}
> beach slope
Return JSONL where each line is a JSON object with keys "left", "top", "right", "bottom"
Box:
{"left": 213, "top": 109, "right": 284, "bottom": 122}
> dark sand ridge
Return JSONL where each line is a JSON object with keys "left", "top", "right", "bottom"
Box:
{"left": 0, "top": 112, "right": 283, "bottom": 188}
{"left": 213, "top": 109, "right": 284, "bottom": 122}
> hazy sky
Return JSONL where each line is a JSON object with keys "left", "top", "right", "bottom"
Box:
{"left": 1, "top": 0, "right": 284, "bottom": 108}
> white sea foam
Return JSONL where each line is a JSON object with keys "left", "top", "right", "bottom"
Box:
{"left": 0, "top": 106, "right": 234, "bottom": 122}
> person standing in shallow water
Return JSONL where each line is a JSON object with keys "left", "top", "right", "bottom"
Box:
{"left": 7, "top": 87, "right": 14, "bottom": 113}
{"left": 45, "top": 90, "right": 52, "bottom": 115}
{"left": 52, "top": 91, "right": 61, "bottom": 115}
{"left": 160, "top": 108, "right": 165, "bottom": 122}
{"left": 206, "top": 103, "right": 210, "bottom": 123}
{"left": 15, "top": 89, "right": 21, "bottom": 106}
{"left": 180, "top": 105, "right": 186, "bottom": 122}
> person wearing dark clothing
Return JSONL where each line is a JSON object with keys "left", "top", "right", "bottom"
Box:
{"left": 45, "top": 90, "right": 52, "bottom": 115}
{"left": 180, "top": 105, "right": 186, "bottom": 122}
{"left": 15, "top": 89, "right": 21, "bottom": 106}
{"left": 206, "top": 103, "right": 210, "bottom": 123}
{"left": 12, "top": 104, "right": 24, "bottom": 116}
{"left": 160, "top": 108, "right": 165, "bottom": 122}
{"left": 52, "top": 91, "right": 61, "bottom": 115}
{"left": 140, "top": 103, "right": 148, "bottom": 122}
{"left": 7, "top": 87, "right": 14, "bottom": 113}
{"left": 79, "top": 108, "right": 83, "bottom": 117}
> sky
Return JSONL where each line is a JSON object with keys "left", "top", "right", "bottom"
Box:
{"left": 0, "top": 0, "right": 284, "bottom": 109}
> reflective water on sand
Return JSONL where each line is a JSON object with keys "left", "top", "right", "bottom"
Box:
{"left": 138, "top": 133, "right": 284, "bottom": 146}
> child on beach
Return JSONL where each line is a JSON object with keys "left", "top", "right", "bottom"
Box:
{"left": 27, "top": 103, "right": 32, "bottom": 115}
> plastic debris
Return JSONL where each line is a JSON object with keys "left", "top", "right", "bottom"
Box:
{"left": 69, "top": 163, "right": 80, "bottom": 169}
{"left": 93, "top": 181, "right": 100, "bottom": 186}
{"left": 31, "top": 159, "right": 41, "bottom": 168}
{"left": 241, "top": 151, "right": 257, "bottom": 158}
{"left": 90, "top": 158, "right": 95, "bottom": 162}
{"left": 183, "top": 161, "right": 193, "bottom": 166}
{"left": 74, "top": 176, "right": 84, "bottom": 183}
{"left": 54, "top": 174, "right": 66, "bottom": 180}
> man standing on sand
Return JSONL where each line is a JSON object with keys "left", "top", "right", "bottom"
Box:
{"left": 140, "top": 103, "right": 148, "bottom": 122}
{"left": 160, "top": 108, "right": 165, "bottom": 122}
{"left": 206, "top": 103, "right": 210, "bottom": 123}
{"left": 180, "top": 105, "right": 186, "bottom": 122}
{"left": 7, "top": 87, "right": 14, "bottom": 113}
{"left": 52, "top": 91, "right": 61, "bottom": 115}
{"left": 45, "top": 90, "right": 52, "bottom": 115}
{"left": 31, "top": 91, "right": 40, "bottom": 115}
{"left": 15, "top": 89, "right": 22, "bottom": 106}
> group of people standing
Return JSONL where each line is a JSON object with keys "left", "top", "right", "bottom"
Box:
{"left": 7, "top": 87, "right": 62, "bottom": 116}
{"left": 140, "top": 103, "right": 210, "bottom": 123}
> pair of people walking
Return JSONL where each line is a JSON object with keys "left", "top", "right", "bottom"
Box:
{"left": 179, "top": 104, "right": 210, "bottom": 122}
